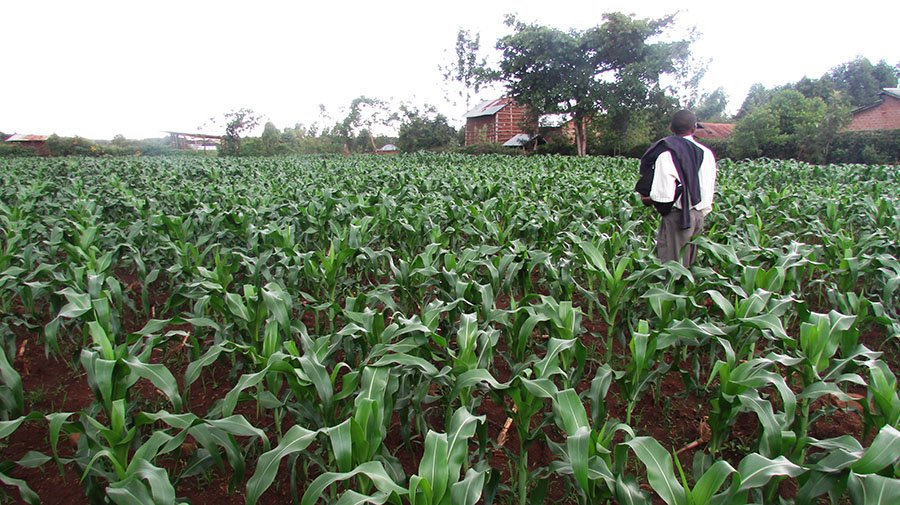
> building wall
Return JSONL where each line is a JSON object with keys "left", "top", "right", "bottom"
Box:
{"left": 464, "top": 99, "right": 533, "bottom": 145}
{"left": 847, "top": 96, "right": 900, "bottom": 131}
{"left": 494, "top": 103, "right": 529, "bottom": 144}
{"left": 465, "top": 116, "right": 496, "bottom": 145}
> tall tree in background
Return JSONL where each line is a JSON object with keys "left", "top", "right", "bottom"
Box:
{"left": 441, "top": 29, "right": 488, "bottom": 113}
{"left": 494, "top": 13, "right": 692, "bottom": 155}
{"left": 829, "top": 57, "right": 898, "bottom": 107}
{"left": 397, "top": 104, "right": 458, "bottom": 152}
{"left": 219, "top": 108, "right": 261, "bottom": 156}
{"left": 731, "top": 89, "right": 847, "bottom": 163}
{"left": 693, "top": 87, "right": 730, "bottom": 122}
{"left": 335, "top": 96, "right": 396, "bottom": 153}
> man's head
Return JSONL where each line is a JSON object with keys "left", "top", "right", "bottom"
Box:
{"left": 670, "top": 110, "right": 698, "bottom": 136}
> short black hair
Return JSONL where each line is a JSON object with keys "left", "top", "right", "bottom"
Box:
{"left": 670, "top": 110, "right": 698, "bottom": 135}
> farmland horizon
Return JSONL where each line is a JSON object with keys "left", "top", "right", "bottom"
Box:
{"left": 2, "top": 0, "right": 898, "bottom": 140}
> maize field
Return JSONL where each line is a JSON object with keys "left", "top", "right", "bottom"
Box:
{"left": 0, "top": 153, "right": 898, "bottom": 504}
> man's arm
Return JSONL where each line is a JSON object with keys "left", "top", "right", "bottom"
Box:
{"left": 696, "top": 146, "right": 717, "bottom": 213}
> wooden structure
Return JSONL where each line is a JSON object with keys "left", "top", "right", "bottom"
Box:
{"left": 464, "top": 97, "right": 533, "bottom": 145}
{"left": 4, "top": 134, "right": 50, "bottom": 155}
{"left": 164, "top": 131, "right": 223, "bottom": 151}
{"left": 846, "top": 88, "right": 900, "bottom": 131}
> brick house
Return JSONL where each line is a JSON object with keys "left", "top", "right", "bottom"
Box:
{"left": 846, "top": 88, "right": 900, "bottom": 131}
{"left": 464, "top": 97, "right": 533, "bottom": 145}
{"left": 4, "top": 134, "right": 50, "bottom": 155}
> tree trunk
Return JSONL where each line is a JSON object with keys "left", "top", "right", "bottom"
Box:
{"left": 574, "top": 115, "right": 587, "bottom": 156}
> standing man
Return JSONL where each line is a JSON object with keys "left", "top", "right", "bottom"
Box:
{"left": 635, "top": 110, "right": 717, "bottom": 267}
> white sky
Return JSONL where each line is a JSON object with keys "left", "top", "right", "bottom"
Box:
{"left": 2, "top": 0, "right": 898, "bottom": 139}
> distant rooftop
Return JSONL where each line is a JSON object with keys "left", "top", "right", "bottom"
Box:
{"left": 503, "top": 133, "right": 531, "bottom": 147}
{"left": 882, "top": 88, "right": 900, "bottom": 99}
{"left": 5, "top": 134, "right": 49, "bottom": 142}
{"left": 465, "top": 97, "right": 512, "bottom": 118}
{"left": 695, "top": 122, "right": 735, "bottom": 140}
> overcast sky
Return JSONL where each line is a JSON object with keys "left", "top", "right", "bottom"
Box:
{"left": 2, "top": 0, "right": 898, "bottom": 139}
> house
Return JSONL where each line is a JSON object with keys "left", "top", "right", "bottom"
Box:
{"left": 164, "top": 131, "right": 223, "bottom": 151}
{"left": 4, "top": 134, "right": 50, "bottom": 155}
{"left": 694, "top": 122, "right": 735, "bottom": 141}
{"left": 376, "top": 144, "right": 399, "bottom": 155}
{"left": 846, "top": 88, "right": 900, "bottom": 131}
{"left": 464, "top": 97, "right": 533, "bottom": 146}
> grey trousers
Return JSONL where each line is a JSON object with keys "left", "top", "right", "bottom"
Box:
{"left": 656, "top": 209, "right": 706, "bottom": 267}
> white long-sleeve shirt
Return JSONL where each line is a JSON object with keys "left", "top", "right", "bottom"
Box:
{"left": 649, "top": 135, "right": 717, "bottom": 215}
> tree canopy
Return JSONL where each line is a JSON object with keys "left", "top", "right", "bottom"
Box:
{"left": 493, "top": 12, "right": 693, "bottom": 155}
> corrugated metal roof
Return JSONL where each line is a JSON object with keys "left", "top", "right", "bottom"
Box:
{"left": 465, "top": 97, "right": 511, "bottom": 118}
{"left": 695, "top": 123, "right": 735, "bottom": 140}
{"left": 850, "top": 88, "right": 900, "bottom": 114}
{"left": 378, "top": 144, "right": 399, "bottom": 151}
{"left": 881, "top": 88, "right": 900, "bottom": 100}
{"left": 502, "top": 133, "right": 531, "bottom": 147}
{"left": 5, "top": 134, "right": 49, "bottom": 142}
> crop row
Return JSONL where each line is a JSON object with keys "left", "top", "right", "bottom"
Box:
{"left": 0, "top": 154, "right": 898, "bottom": 504}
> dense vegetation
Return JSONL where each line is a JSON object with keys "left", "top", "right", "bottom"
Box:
{"left": 1, "top": 154, "right": 898, "bottom": 504}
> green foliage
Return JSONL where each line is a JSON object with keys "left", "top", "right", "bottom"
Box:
{"left": 829, "top": 129, "right": 900, "bottom": 164}
{"left": 730, "top": 89, "right": 837, "bottom": 162}
{"left": 398, "top": 106, "right": 458, "bottom": 152}
{"left": 494, "top": 12, "right": 691, "bottom": 155}
{"left": 0, "top": 154, "right": 898, "bottom": 504}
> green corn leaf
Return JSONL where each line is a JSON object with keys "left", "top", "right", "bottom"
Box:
{"left": 850, "top": 425, "right": 900, "bottom": 474}
{"left": 847, "top": 472, "right": 900, "bottom": 505}
{"left": 623, "top": 436, "right": 687, "bottom": 505}
{"left": 553, "top": 388, "right": 589, "bottom": 437}
{"left": 450, "top": 468, "right": 486, "bottom": 505}
{"left": 246, "top": 424, "right": 320, "bottom": 505}
{"left": 691, "top": 460, "right": 736, "bottom": 505}
{"left": 520, "top": 378, "right": 559, "bottom": 399}
{"left": 126, "top": 357, "right": 183, "bottom": 412}
{"left": 447, "top": 407, "right": 485, "bottom": 483}
{"left": 184, "top": 343, "right": 226, "bottom": 389}
{"left": 0, "top": 469, "right": 40, "bottom": 505}
{"left": 223, "top": 367, "right": 269, "bottom": 417}
{"left": 88, "top": 321, "right": 116, "bottom": 361}
{"left": 300, "top": 461, "right": 406, "bottom": 505}
{"left": 58, "top": 288, "right": 92, "bottom": 319}
{"left": 128, "top": 459, "right": 178, "bottom": 505}
{"left": 736, "top": 453, "right": 804, "bottom": 492}
{"left": 567, "top": 426, "right": 591, "bottom": 492}
{"left": 420, "top": 431, "right": 450, "bottom": 504}
{"left": 206, "top": 415, "right": 268, "bottom": 449}
{"left": 225, "top": 292, "right": 252, "bottom": 322}
{"left": 333, "top": 490, "right": 395, "bottom": 505}
{"left": 327, "top": 418, "right": 353, "bottom": 472}
{"left": 450, "top": 369, "right": 509, "bottom": 398}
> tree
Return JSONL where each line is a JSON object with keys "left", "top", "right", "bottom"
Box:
{"left": 693, "top": 87, "right": 730, "bottom": 122}
{"left": 730, "top": 89, "right": 843, "bottom": 162}
{"left": 260, "top": 122, "right": 282, "bottom": 155}
{"left": 335, "top": 96, "right": 397, "bottom": 153}
{"left": 493, "top": 12, "right": 692, "bottom": 155}
{"left": 397, "top": 105, "right": 458, "bottom": 152}
{"left": 829, "top": 57, "right": 899, "bottom": 107}
{"left": 218, "top": 108, "right": 261, "bottom": 156}
{"left": 441, "top": 29, "right": 488, "bottom": 112}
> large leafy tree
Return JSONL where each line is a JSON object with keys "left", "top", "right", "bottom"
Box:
{"left": 731, "top": 89, "right": 847, "bottom": 162}
{"left": 397, "top": 105, "right": 458, "bottom": 152}
{"left": 219, "top": 108, "right": 261, "bottom": 156}
{"left": 494, "top": 12, "right": 692, "bottom": 155}
{"left": 830, "top": 57, "right": 898, "bottom": 107}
